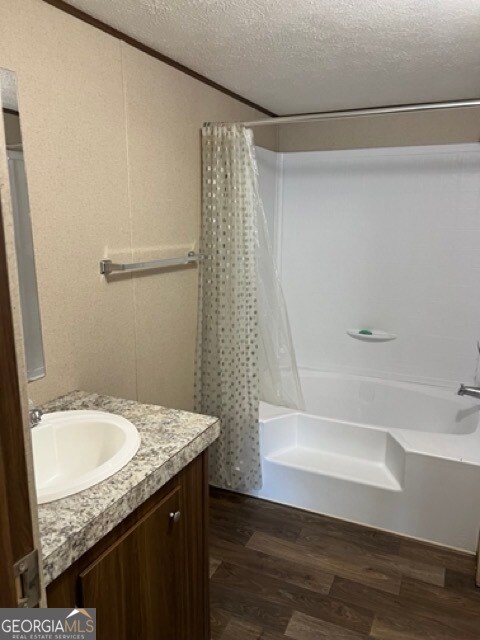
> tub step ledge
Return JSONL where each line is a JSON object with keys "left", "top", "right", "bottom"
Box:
{"left": 266, "top": 446, "right": 404, "bottom": 492}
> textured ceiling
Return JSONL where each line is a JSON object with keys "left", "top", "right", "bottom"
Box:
{"left": 63, "top": 0, "right": 480, "bottom": 115}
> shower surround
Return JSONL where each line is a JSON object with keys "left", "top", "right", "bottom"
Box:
{"left": 253, "top": 143, "right": 480, "bottom": 551}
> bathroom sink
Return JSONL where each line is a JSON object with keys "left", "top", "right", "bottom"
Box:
{"left": 32, "top": 410, "right": 140, "bottom": 504}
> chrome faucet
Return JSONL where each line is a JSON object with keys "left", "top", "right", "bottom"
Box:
{"left": 28, "top": 399, "right": 43, "bottom": 427}
{"left": 457, "top": 384, "right": 480, "bottom": 400}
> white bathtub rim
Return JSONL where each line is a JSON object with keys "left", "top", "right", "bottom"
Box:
{"left": 262, "top": 371, "right": 479, "bottom": 427}
{"left": 297, "top": 364, "right": 468, "bottom": 392}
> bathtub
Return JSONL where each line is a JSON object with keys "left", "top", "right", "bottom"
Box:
{"left": 253, "top": 371, "right": 480, "bottom": 552}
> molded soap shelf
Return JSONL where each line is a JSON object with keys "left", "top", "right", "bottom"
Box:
{"left": 347, "top": 329, "right": 397, "bottom": 342}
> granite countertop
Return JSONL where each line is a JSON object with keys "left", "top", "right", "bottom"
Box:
{"left": 37, "top": 391, "right": 220, "bottom": 586}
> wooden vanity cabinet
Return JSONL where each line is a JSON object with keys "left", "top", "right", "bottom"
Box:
{"left": 47, "top": 452, "right": 210, "bottom": 640}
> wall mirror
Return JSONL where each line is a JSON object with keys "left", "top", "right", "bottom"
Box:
{"left": 0, "top": 68, "right": 45, "bottom": 381}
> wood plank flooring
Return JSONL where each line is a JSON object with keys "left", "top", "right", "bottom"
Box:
{"left": 209, "top": 489, "right": 480, "bottom": 640}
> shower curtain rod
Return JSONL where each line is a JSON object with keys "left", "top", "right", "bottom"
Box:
{"left": 235, "top": 99, "right": 480, "bottom": 127}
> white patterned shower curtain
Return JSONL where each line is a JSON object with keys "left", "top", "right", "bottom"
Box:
{"left": 195, "top": 124, "right": 303, "bottom": 491}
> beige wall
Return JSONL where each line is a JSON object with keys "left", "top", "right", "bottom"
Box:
{"left": 278, "top": 107, "right": 480, "bottom": 151}
{"left": 121, "top": 46, "right": 277, "bottom": 407}
{"left": 0, "top": 0, "right": 276, "bottom": 409}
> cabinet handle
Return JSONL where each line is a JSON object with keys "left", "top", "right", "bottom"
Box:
{"left": 169, "top": 510, "right": 181, "bottom": 524}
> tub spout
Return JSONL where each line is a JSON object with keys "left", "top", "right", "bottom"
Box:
{"left": 457, "top": 384, "right": 480, "bottom": 400}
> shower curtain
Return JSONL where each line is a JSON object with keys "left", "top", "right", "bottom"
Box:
{"left": 195, "top": 123, "right": 303, "bottom": 491}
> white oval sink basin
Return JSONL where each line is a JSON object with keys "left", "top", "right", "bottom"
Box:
{"left": 32, "top": 410, "right": 140, "bottom": 504}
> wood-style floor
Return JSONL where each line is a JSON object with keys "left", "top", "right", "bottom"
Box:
{"left": 209, "top": 489, "right": 480, "bottom": 640}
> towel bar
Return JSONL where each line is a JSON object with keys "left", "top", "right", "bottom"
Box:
{"left": 100, "top": 251, "right": 203, "bottom": 276}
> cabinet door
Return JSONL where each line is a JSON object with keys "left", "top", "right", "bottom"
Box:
{"left": 79, "top": 486, "right": 183, "bottom": 640}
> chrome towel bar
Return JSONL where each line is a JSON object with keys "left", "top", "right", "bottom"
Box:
{"left": 100, "top": 251, "right": 204, "bottom": 276}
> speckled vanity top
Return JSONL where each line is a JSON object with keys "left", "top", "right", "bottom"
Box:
{"left": 37, "top": 391, "right": 220, "bottom": 586}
